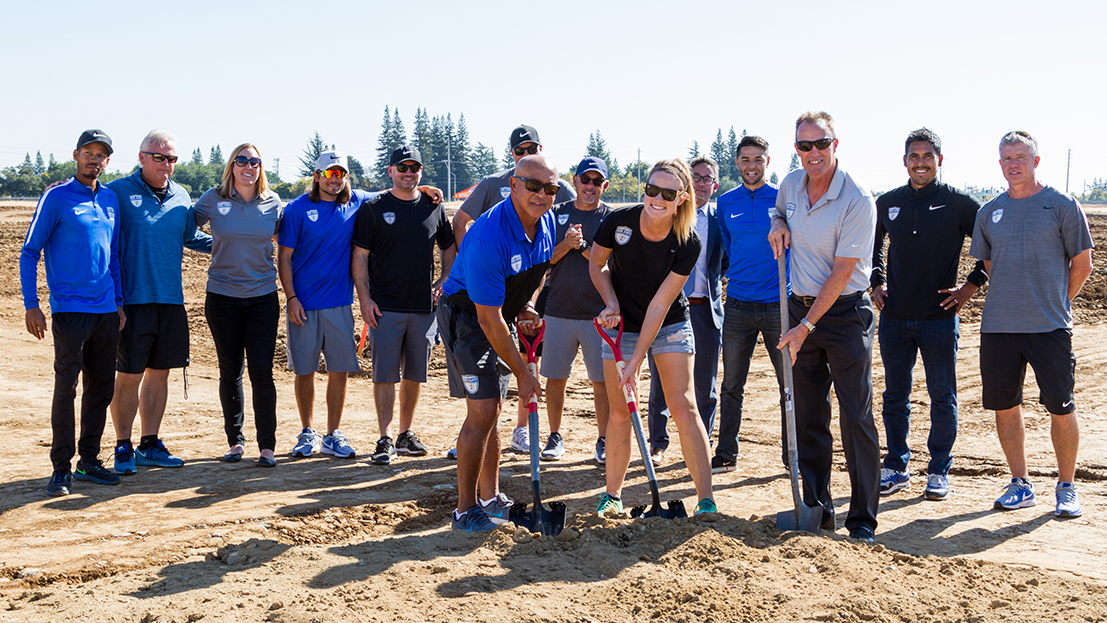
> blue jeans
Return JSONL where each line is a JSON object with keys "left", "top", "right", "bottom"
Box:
{"left": 717, "top": 298, "right": 787, "bottom": 462}
{"left": 646, "top": 303, "right": 719, "bottom": 450}
{"left": 878, "top": 315, "right": 959, "bottom": 476}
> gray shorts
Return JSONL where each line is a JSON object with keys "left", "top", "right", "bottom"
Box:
{"left": 600, "top": 320, "right": 696, "bottom": 360}
{"left": 540, "top": 315, "right": 604, "bottom": 382}
{"left": 369, "top": 310, "right": 436, "bottom": 383}
{"left": 286, "top": 305, "right": 360, "bottom": 375}
{"left": 438, "top": 298, "right": 511, "bottom": 401}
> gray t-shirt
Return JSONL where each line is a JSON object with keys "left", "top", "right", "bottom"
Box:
{"left": 193, "top": 187, "right": 283, "bottom": 298}
{"left": 544, "top": 200, "right": 614, "bottom": 320}
{"left": 772, "top": 166, "right": 876, "bottom": 296}
{"left": 460, "top": 168, "right": 575, "bottom": 220}
{"left": 970, "top": 185, "right": 1093, "bottom": 333}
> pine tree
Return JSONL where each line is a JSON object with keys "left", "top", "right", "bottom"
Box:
{"left": 430, "top": 114, "right": 456, "bottom": 190}
{"left": 688, "top": 141, "right": 700, "bottom": 160}
{"left": 374, "top": 106, "right": 396, "bottom": 185}
{"left": 209, "top": 145, "right": 224, "bottom": 167}
{"left": 501, "top": 142, "right": 515, "bottom": 170}
{"left": 392, "top": 108, "right": 408, "bottom": 146}
{"left": 770, "top": 172, "right": 779, "bottom": 185}
{"left": 789, "top": 153, "right": 800, "bottom": 172}
{"left": 453, "top": 114, "right": 473, "bottom": 192}
{"left": 47, "top": 153, "right": 57, "bottom": 171}
{"left": 412, "top": 107, "right": 435, "bottom": 184}
{"left": 472, "top": 143, "right": 498, "bottom": 179}
{"left": 300, "top": 131, "right": 327, "bottom": 177}
{"left": 586, "top": 131, "right": 613, "bottom": 164}
{"left": 34, "top": 151, "right": 45, "bottom": 175}
{"left": 710, "top": 130, "right": 730, "bottom": 179}
{"left": 191, "top": 148, "right": 204, "bottom": 165}
{"left": 726, "top": 127, "right": 740, "bottom": 181}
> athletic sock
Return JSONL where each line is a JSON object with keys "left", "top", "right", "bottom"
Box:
{"left": 116, "top": 439, "right": 132, "bottom": 449}
{"left": 138, "top": 435, "right": 158, "bottom": 451}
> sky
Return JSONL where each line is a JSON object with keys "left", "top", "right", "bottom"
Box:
{"left": 1, "top": 0, "right": 1104, "bottom": 195}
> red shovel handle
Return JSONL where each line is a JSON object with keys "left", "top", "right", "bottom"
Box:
{"left": 593, "top": 317, "right": 637, "bottom": 410}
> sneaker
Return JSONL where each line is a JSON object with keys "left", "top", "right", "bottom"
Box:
{"left": 135, "top": 439, "right": 184, "bottom": 468}
{"left": 650, "top": 447, "right": 665, "bottom": 467}
{"left": 446, "top": 447, "right": 458, "bottom": 460}
{"left": 451, "top": 505, "right": 497, "bottom": 532}
{"left": 510, "top": 426, "right": 530, "bottom": 453}
{"left": 479, "top": 492, "right": 515, "bottom": 525}
{"left": 694, "top": 498, "right": 719, "bottom": 515}
{"left": 879, "top": 468, "right": 910, "bottom": 495}
{"left": 924, "top": 474, "right": 950, "bottom": 501}
{"left": 596, "top": 492, "right": 623, "bottom": 517}
{"left": 540, "top": 432, "right": 564, "bottom": 461}
{"left": 74, "top": 460, "right": 121, "bottom": 485}
{"left": 321, "top": 430, "right": 356, "bottom": 458}
{"left": 395, "top": 430, "right": 429, "bottom": 456}
{"left": 371, "top": 437, "right": 396, "bottom": 465}
{"left": 1055, "top": 482, "right": 1083, "bottom": 518}
{"left": 46, "top": 471, "right": 71, "bottom": 496}
{"left": 292, "top": 428, "right": 321, "bottom": 457}
{"left": 594, "top": 437, "right": 606, "bottom": 465}
{"left": 113, "top": 442, "right": 137, "bottom": 475}
{"left": 711, "top": 455, "right": 736, "bottom": 474}
{"left": 848, "top": 526, "right": 876, "bottom": 544}
{"left": 994, "top": 477, "right": 1036, "bottom": 510}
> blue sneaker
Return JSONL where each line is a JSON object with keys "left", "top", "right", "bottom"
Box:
{"left": 694, "top": 498, "right": 719, "bottom": 516}
{"left": 292, "top": 428, "right": 321, "bottom": 457}
{"left": 46, "top": 471, "right": 71, "bottom": 496}
{"left": 994, "top": 477, "right": 1036, "bottom": 510}
{"left": 135, "top": 440, "right": 184, "bottom": 468}
{"left": 1055, "top": 482, "right": 1082, "bottom": 518}
{"left": 74, "top": 460, "right": 121, "bottom": 485}
{"left": 321, "top": 430, "right": 356, "bottom": 458}
{"left": 114, "top": 442, "right": 137, "bottom": 475}
{"left": 479, "top": 492, "right": 514, "bottom": 525}
{"left": 451, "top": 505, "right": 497, "bottom": 532}
{"left": 540, "top": 432, "right": 564, "bottom": 461}
{"left": 596, "top": 492, "right": 623, "bottom": 517}
{"left": 924, "top": 474, "right": 950, "bottom": 501}
{"left": 879, "top": 468, "right": 910, "bottom": 495}
{"left": 594, "top": 437, "right": 606, "bottom": 465}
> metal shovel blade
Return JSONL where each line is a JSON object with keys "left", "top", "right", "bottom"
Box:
{"left": 509, "top": 500, "right": 567, "bottom": 537}
{"left": 630, "top": 499, "right": 688, "bottom": 519}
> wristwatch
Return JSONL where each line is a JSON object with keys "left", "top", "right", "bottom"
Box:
{"left": 800, "top": 318, "right": 816, "bottom": 333}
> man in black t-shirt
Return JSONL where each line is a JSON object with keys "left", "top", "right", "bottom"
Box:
{"left": 352, "top": 145, "right": 456, "bottom": 465}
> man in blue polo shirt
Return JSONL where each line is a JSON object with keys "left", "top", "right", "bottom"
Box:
{"left": 21, "top": 129, "right": 126, "bottom": 495}
{"left": 439, "top": 155, "right": 558, "bottom": 532}
{"left": 714, "top": 135, "right": 789, "bottom": 473}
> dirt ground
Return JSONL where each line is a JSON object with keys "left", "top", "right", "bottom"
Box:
{"left": 1, "top": 200, "right": 1106, "bottom": 623}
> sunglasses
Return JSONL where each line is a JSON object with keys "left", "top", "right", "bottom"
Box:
{"left": 643, "top": 183, "right": 680, "bottom": 202}
{"left": 513, "top": 175, "right": 560, "bottom": 196}
{"left": 318, "top": 169, "right": 347, "bottom": 179}
{"left": 142, "top": 151, "right": 179, "bottom": 164}
{"left": 512, "top": 144, "right": 539, "bottom": 157}
{"left": 794, "top": 138, "right": 835, "bottom": 152}
{"left": 395, "top": 163, "right": 421, "bottom": 173}
{"left": 234, "top": 156, "right": 262, "bottom": 168}
{"left": 579, "top": 174, "right": 605, "bottom": 187}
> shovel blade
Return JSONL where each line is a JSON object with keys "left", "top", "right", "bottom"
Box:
{"left": 775, "top": 504, "right": 823, "bottom": 533}
{"left": 508, "top": 501, "right": 567, "bottom": 537}
{"left": 630, "top": 499, "right": 688, "bottom": 519}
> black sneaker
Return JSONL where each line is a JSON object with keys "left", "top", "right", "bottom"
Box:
{"left": 395, "top": 430, "right": 428, "bottom": 456}
{"left": 46, "top": 471, "right": 71, "bottom": 496}
{"left": 74, "top": 460, "right": 122, "bottom": 485}
{"left": 711, "top": 455, "right": 736, "bottom": 474}
{"left": 371, "top": 437, "right": 396, "bottom": 465}
{"left": 848, "top": 526, "right": 876, "bottom": 544}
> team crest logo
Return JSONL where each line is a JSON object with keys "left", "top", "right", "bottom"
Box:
{"left": 463, "top": 375, "right": 479, "bottom": 394}
{"left": 558, "top": 214, "right": 569, "bottom": 225}
{"left": 106, "top": 206, "right": 114, "bottom": 218}
{"left": 510, "top": 254, "right": 523, "bottom": 273}
{"left": 992, "top": 208, "right": 1003, "bottom": 223}
{"left": 614, "top": 225, "right": 632, "bottom": 245}
{"left": 383, "top": 212, "right": 396, "bottom": 225}
{"left": 217, "top": 201, "right": 231, "bottom": 215}
{"left": 500, "top": 186, "right": 511, "bottom": 199}
{"left": 888, "top": 207, "right": 900, "bottom": 221}
{"left": 130, "top": 194, "right": 142, "bottom": 207}
{"left": 768, "top": 207, "right": 776, "bottom": 219}
{"left": 786, "top": 202, "right": 796, "bottom": 219}
{"left": 307, "top": 209, "right": 318, "bottom": 222}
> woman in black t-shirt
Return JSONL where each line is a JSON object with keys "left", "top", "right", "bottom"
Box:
{"left": 590, "top": 159, "right": 716, "bottom": 516}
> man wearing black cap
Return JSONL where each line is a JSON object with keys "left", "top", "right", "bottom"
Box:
{"left": 352, "top": 145, "right": 456, "bottom": 464}
{"left": 20, "top": 129, "right": 126, "bottom": 495}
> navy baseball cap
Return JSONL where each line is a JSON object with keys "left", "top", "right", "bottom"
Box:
{"left": 510, "top": 124, "right": 541, "bottom": 149}
{"left": 76, "top": 129, "right": 113, "bottom": 155}
{"left": 389, "top": 144, "right": 422, "bottom": 166}
{"left": 576, "top": 156, "right": 608, "bottom": 180}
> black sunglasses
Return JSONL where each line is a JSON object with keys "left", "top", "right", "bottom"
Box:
{"left": 643, "top": 183, "right": 680, "bottom": 202}
{"left": 234, "top": 156, "right": 262, "bottom": 168}
{"left": 395, "top": 163, "right": 421, "bottom": 173}
{"left": 513, "top": 144, "right": 539, "bottom": 157}
{"left": 579, "top": 174, "right": 605, "bottom": 187}
{"left": 513, "top": 175, "right": 559, "bottom": 196}
{"left": 142, "top": 151, "right": 179, "bottom": 164}
{"left": 794, "top": 138, "right": 835, "bottom": 152}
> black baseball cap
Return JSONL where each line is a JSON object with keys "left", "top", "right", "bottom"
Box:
{"left": 76, "top": 129, "right": 113, "bottom": 155}
{"left": 389, "top": 144, "right": 422, "bottom": 166}
{"left": 510, "top": 124, "right": 541, "bottom": 149}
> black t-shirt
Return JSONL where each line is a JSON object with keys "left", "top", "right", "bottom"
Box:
{"left": 593, "top": 204, "right": 700, "bottom": 332}
{"left": 352, "top": 192, "right": 454, "bottom": 313}
{"left": 545, "top": 200, "right": 615, "bottom": 320}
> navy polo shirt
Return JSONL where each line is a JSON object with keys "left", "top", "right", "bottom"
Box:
{"left": 717, "top": 183, "right": 785, "bottom": 304}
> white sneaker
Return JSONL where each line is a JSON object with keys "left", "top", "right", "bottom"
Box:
{"left": 510, "top": 426, "right": 530, "bottom": 453}
{"left": 292, "top": 428, "right": 321, "bottom": 457}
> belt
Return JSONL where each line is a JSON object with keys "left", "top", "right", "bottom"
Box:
{"left": 789, "top": 291, "right": 864, "bottom": 307}
{"left": 688, "top": 296, "right": 708, "bottom": 306}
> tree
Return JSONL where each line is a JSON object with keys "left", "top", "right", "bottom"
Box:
{"left": 375, "top": 106, "right": 409, "bottom": 186}
{"left": 191, "top": 148, "right": 204, "bottom": 165}
{"left": 726, "top": 127, "right": 740, "bottom": 181}
{"left": 788, "top": 153, "right": 800, "bottom": 172}
{"left": 430, "top": 114, "right": 456, "bottom": 191}
{"left": 501, "top": 141, "right": 515, "bottom": 170}
{"left": 34, "top": 151, "right": 45, "bottom": 175}
{"left": 208, "top": 145, "right": 223, "bottom": 167}
{"left": 472, "top": 143, "right": 498, "bottom": 180}
{"left": 300, "top": 131, "right": 327, "bottom": 177}
{"left": 47, "top": 153, "right": 57, "bottom": 171}
{"left": 453, "top": 113, "right": 474, "bottom": 191}
{"left": 688, "top": 141, "right": 700, "bottom": 159}
{"left": 770, "top": 172, "right": 779, "bottom": 185}
{"left": 412, "top": 107, "right": 435, "bottom": 184}
{"left": 710, "top": 131, "right": 730, "bottom": 175}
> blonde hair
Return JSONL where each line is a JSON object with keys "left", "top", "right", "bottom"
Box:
{"left": 647, "top": 158, "right": 696, "bottom": 244}
{"left": 217, "top": 143, "right": 270, "bottom": 200}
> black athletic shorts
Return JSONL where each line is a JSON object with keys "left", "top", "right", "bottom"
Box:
{"left": 438, "top": 298, "right": 511, "bottom": 401}
{"left": 117, "top": 303, "right": 190, "bottom": 373}
{"left": 980, "top": 329, "right": 1075, "bottom": 415}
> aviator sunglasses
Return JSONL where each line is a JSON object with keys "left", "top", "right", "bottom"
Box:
{"left": 513, "top": 175, "right": 560, "bottom": 196}
{"left": 142, "top": 151, "right": 179, "bottom": 164}
{"left": 234, "top": 155, "right": 262, "bottom": 168}
{"left": 794, "top": 138, "right": 835, "bottom": 152}
{"left": 643, "top": 183, "right": 680, "bottom": 202}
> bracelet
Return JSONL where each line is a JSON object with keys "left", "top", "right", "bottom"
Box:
{"left": 288, "top": 295, "right": 298, "bottom": 302}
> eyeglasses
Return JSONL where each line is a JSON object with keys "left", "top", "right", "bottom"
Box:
{"left": 513, "top": 175, "right": 560, "bottom": 196}
{"left": 395, "top": 163, "right": 421, "bottom": 173}
{"left": 234, "top": 156, "right": 262, "bottom": 168}
{"left": 318, "top": 169, "right": 347, "bottom": 179}
{"left": 794, "top": 138, "right": 835, "bottom": 152}
{"left": 142, "top": 151, "right": 179, "bottom": 164}
{"left": 643, "top": 183, "right": 680, "bottom": 202}
{"left": 691, "top": 173, "right": 716, "bottom": 185}
{"left": 579, "top": 174, "right": 605, "bottom": 187}
{"left": 513, "top": 144, "right": 539, "bottom": 157}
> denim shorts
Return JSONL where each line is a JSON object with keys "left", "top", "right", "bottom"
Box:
{"left": 601, "top": 320, "right": 695, "bottom": 360}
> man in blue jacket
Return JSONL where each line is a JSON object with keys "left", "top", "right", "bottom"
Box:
{"left": 21, "top": 129, "right": 126, "bottom": 496}
{"left": 106, "top": 130, "right": 212, "bottom": 474}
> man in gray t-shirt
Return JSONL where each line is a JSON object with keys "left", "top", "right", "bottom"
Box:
{"left": 970, "top": 130, "right": 1094, "bottom": 518}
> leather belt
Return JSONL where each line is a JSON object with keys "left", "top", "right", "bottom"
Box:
{"left": 789, "top": 291, "right": 864, "bottom": 307}
{"left": 688, "top": 296, "right": 708, "bottom": 306}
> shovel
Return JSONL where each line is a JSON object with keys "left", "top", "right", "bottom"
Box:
{"left": 508, "top": 320, "right": 566, "bottom": 536}
{"left": 594, "top": 318, "right": 687, "bottom": 519}
{"left": 774, "top": 253, "right": 824, "bottom": 533}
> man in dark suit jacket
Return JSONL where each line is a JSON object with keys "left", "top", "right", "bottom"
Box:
{"left": 646, "top": 156, "right": 726, "bottom": 465}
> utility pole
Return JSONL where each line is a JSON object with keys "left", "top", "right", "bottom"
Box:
{"left": 436, "top": 135, "right": 453, "bottom": 200}
{"left": 636, "top": 148, "right": 641, "bottom": 202}
{"left": 1066, "top": 149, "right": 1071, "bottom": 194}
{"left": 274, "top": 158, "right": 279, "bottom": 180}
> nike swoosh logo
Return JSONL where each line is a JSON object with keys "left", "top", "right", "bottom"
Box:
{"left": 851, "top": 243, "right": 861, "bottom": 248}
{"left": 928, "top": 205, "right": 946, "bottom": 211}
{"left": 729, "top": 213, "right": 743, "bottom": 218}
{"left": 670, "top": 249, "right": 677, "bottom": 253}
{"left": 1063, "top": 400, "right": 1073, "bottom": 408}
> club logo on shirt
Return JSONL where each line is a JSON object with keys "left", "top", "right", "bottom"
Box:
{"left": 510, "top": 254, "right": 523, "bottom": 273}
{"left": 500, "top": 186, "right": 511, "bottom": 199}
{"left": 107, "top": 206, "right": 114, "bottom": 218}
{"left": 130, "top": 195, "right": 143, "bottom": 207}
{"left": 786, "top": 203, "right": 796, "bottom": 219}
{"left": 767, "top": 207, "right": 775, "bottom": 219}
{"left": 307, "top": 209, "right": 318, "bottom": 222}
{"left": 463, "top": 374, "right": 479, "bottom": 394}
{"left": 615, "top": 225, "right": 632, "bottom": 245}
{"left": 558, "top": 214, "right": 569, "bottom": 225}
{"left": 217, "top": 201, "right": 231, "bottom": 215}
{"left": 992, "top": 208, "right": 1004, "bottom": 223}
{"left": 888, "top": 207, "right": 900, "bottom": 221}
{"left": 383, "top": 212, "right": 395, "bottom": 225}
